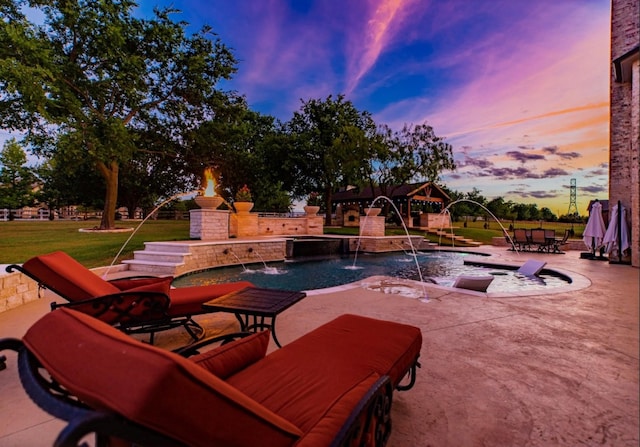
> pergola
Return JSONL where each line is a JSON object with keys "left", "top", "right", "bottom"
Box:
{"left": 331, "top": 182, "right": 450, "bottom": 223}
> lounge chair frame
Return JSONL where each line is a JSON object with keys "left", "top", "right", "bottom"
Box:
{"left": 5, "top": 264, "right": 201, "bottom": 344}
{"left": 0, "top": 337, "right": 394, "bottom": 447}
{"left": 550, "top": 229, "right": 570, "bottom": 253}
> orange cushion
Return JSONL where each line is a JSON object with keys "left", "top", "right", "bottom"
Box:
{"left": 228, "top": 314, "right": 421, "bottom": 433}
{"left": 23, "top": 308, "right": 302, "bottom": 447}
{"left": 167, "top": 282, "right": 254, "bottom": 316}
{"left": 191, "top": 330, "right": 270, "bottom": 379}
{"left": 294, "top": 372, "right": 382, "bottom": 447}
{"left": 110, "top": 276, "right": 174, "bottom": 291}
{"left": 22, "top": 251, "right": 119, "bottom": 301}
{"left": 40, "top": 274, "right": 171, "bottom": 325}
{"left": 96, "top": 277, "right": 172, "bottom": 324}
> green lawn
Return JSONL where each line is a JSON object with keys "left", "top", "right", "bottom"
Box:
{"left": 0, "top": 219, "right": 190, "bottom": 268}
{"left": 444, "top": 220, "right": 585, "bottom": 244}
{"left": 325, "top": 220, "right": 585, "bottom": 246}
{"left": 1, "top": 218, "right": 585, "bottom": 268}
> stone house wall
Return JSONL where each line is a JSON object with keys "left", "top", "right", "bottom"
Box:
{"left": 609, "top": 0, "right": 640, "bottom": 267}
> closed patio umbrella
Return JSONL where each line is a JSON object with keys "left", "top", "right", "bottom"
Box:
{"left": 603, "top": 201, "right": 630, "bottom": 260}
{"left": 583, "top": 201, "right": 606, "bottom": 254}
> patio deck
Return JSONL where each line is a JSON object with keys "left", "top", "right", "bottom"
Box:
{"left": 0, "top": 246, "right": 638, "bottom": 446}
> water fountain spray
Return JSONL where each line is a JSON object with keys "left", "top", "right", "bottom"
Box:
{"left": 440, "top": 199, "right": 518, "bottom": 255}
{"left": 350, "top": 196, "right": 428, "bottom": 300}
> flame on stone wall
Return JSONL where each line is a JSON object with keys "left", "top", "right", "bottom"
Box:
{"left": 203, "top": 167, "right": 216, "bottom": 197}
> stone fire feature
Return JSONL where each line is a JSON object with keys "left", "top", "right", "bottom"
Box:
{"left": 190, "top": 209, "right": 230, "bottom": 240}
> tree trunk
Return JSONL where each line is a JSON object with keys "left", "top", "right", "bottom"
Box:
{"left": 97, "top": 161, "right": 119, "bottom": 230}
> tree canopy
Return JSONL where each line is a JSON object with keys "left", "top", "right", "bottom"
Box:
{"left": 286, "top": 94, "right": 379, "bottom": 224}
{"left": 369, "top": 122, "right": 456, "bottom": 204}
{"left": 0, "top": 138, "right": 36, "bottom": 210}
{"left": 0, "top": 0, "right": 236, "bottom": 228}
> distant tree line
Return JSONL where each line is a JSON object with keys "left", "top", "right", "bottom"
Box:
{"left": 441, "top": 187, "right": 582, "bottom": 224}
{"left": 1, "top": 137, "right": 582, "bottom": 224}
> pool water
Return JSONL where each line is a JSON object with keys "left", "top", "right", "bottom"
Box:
{"left": 173, "top": 251, "right": 571, "bottom": 292}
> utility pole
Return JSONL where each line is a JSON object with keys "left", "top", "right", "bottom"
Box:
{"left": 567, "top": 178, "right": 578, "bottom": 236}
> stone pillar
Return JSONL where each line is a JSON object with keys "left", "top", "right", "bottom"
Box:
{"left": 234, "top": 213, "right": 259, "bottom": 237}
{"left": 305, "top": 216, "right": 324, "bottom": 235}
{"left": 360, "top": 216, "right": 385, "bottom": 236}
{"left": 190, "top": 209, "right": 230, "bottom": 240}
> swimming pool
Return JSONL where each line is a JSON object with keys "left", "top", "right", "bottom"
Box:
{"left": 173, "top": 251, "right": 571, "bottom": 293}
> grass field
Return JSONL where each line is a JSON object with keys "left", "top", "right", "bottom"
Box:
{"left": 326, "top": 220, "right": 585, "bottom": 245}
{"left": 0, "top": 219, "right": 190, "bottom": 268}
{"left": 1, "top": 218, "right": 585, "bottom": 267}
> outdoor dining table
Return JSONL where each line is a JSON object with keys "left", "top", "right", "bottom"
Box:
{"left": 202, "top": 287, "right": 307, "bottom": 348}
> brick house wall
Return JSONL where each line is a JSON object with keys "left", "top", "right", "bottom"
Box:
{"left": 609, "top": 0, "right": 640, "bottom": 267}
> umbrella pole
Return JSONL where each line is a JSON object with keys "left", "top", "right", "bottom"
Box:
{"left": 617, "top": 200, "right": 622, "bottom": 263}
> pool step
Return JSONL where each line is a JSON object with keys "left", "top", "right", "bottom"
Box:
{"left": 121, "top": 259, "right": 184, "bottom": 276}
{"left": 121, "top": 242, "right": 192, "bottom": 275}
{"left": 425, "top": 230, "right": 483, "bottom": 247}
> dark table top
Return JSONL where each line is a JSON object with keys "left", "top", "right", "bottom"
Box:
{"left": 202, "top": 287, "right": 306, "bottom": 317}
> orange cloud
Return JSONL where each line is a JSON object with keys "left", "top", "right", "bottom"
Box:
{"left": 445, "top": 102, "right": 609, "bottom": 139}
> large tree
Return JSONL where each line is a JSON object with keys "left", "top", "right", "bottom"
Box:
{"left": 0, "top": 0, "right": 236, "bottom": 228}
{"left": 370, "top": 123, "right": 455, "bottom": 198}
{"left": 191, "top": 98, "right": 289, "bottom": 208}
{"left": 287, "top": 94, "right": 378, "bottom": 224}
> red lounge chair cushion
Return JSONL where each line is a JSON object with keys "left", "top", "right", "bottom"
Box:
{"left": 191, "top": 330, "right": 270, "bottom": 379}
{"left": 228, "top": 314, "right": 422, "bottom": 434}
{"left": 167, "top": 282, "right": 254, "bottom": 316}
{"left": 293, "top": 371, "right": 382, "bottom": 447}
{"left": 22, "top": 251, "right": 255, "bottom": 318}
{"left": 23, "top": 308, "right": 303, "bottom": 447}
{"left": 22, "top": 251, "right": 119, "bottom": 301}
{"left": 110, "top": 276, "right": 173, "bottom": 291}
{"left": 96, "top": 277, "right": 174, "bottom": 324}
{"left": 112, "top": 278, "right": 256, "bottom": 316}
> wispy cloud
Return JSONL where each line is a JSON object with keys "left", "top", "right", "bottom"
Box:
{"left": 146, "top": 0, "right": 611, "bottom": 214}
{"left": 344, "top": 0, "right": 417, "bottom": 94}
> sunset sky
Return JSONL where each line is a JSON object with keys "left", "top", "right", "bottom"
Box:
{"left": 141, "top": 0, "right": 610, "bottom": 216}
{"left": 5, "top": 0, "right": 611, "bottom": 216}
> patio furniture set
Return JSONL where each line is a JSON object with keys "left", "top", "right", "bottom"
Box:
{"left": 1, "top": 251, "right": 423, "bottom": 447}
{"left": 509, "top": 228, "right": 570, "bottom": 253}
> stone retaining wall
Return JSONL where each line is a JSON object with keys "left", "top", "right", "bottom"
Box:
{"left": 181, "top": 240, "right": 286, "bottom": 275}
{"left": 257, "top": 216, "right": 323, "bottom": 236}
{"left": 0, "top": 267, "right": 40, "bottom": 312}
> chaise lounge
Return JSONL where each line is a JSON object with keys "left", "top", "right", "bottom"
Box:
{"left": 5, "top": 251, "right": 254, "bottom": 343}
{"left": 0, "top": 307, "right": 422, "bottom": 447}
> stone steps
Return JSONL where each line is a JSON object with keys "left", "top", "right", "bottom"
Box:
{"left": 121, "top": 259, "right": 183, "bottom": 276}
{"left": 130, "top": 250, "right": 192, "bottom": 263}
{"left": 425, "top": 230, "right": 483, "bottom": 247}
{"left": 121, "top": 242, "right": 192, "bottom": 275}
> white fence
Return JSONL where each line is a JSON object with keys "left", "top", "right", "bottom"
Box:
{"left": 1, "top": 208, "right": 52, "bottom": 221}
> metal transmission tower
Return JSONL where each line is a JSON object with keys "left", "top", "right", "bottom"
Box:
{"left": 567, "top": 178, "right": 578, "bottom": 216}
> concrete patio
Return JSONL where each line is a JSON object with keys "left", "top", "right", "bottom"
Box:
{"left": 0, "top": 245, "right": 638, "bottom": 446}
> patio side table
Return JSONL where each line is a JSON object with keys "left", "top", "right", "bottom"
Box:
{"left": 202, "top": 287, "right": 306, "bottom": 348}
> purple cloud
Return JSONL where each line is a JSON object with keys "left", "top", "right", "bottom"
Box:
{"left": 506, "top": 151, "right": 546, "bottom": 163}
